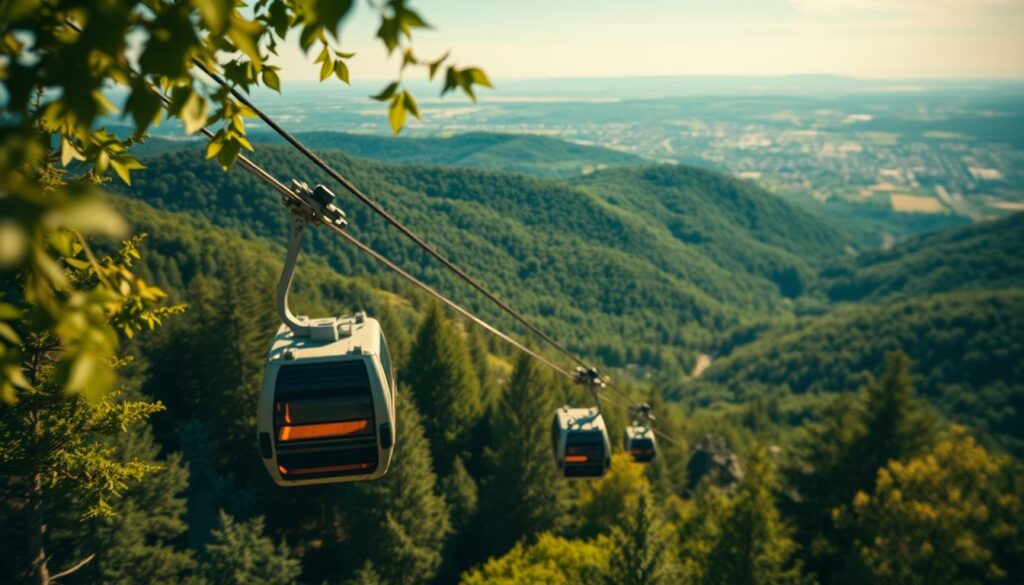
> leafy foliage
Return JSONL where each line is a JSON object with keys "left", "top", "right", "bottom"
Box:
{"left": 459, "top": 533, "right": 610, "bottom": 585}
{"left": 679, "top": 447, "right": 805, "bottom": 585}
{"left": 843, "top": 428, "right": 1021, "bottom": 584}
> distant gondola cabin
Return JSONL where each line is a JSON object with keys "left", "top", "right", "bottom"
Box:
{"left": 551, "top": 406, "right": 612, "bottom": 479}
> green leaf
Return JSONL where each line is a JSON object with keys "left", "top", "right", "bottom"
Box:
{"left": 267, "top": 0, "right": 291, "bottom": 38}
{"left": 428, "top": 51, "right": 449, "bottom": 80}
{"left": 334, "top": 61, "right": 350, "bottom": 84}
{"left": 216, "top": 137, "right": 242, "bottom": 170}
{"left": 299, "top": 24, "right": 322, "bottom": 52}
{"left": 205, "top": 135, "right": 224, "bottom": 159}
{"left": 371, "top": 81, "right": 399, "bottom": 102}
{"left": 310, "top": 0, "right": 353, "bottom": 39}
{"left": 319, "top": 56, "right": 333, "bottom": 81}
{"left": 403, "top": 90, "right": 421, "bottom": 120}
{"left": 227, "top": 16, "right": 264, "bottom": 65}
{"left": 398, "top": 6, "right": 429, "bottom": 30}
{"left": 335, "top": 50, "right": 355, "bottom": 59}
{"left": 110, "top": 159, "right": 131, "bottom": 185}
{"left": 262, "top": 68, "right": 281, "bottom": 92}
{"left": 192, "top": 0, "right": 233, "bottom": 34}
{"left": 376, "top": 17, "right": 399, "bottom": 54}
{"left": 465, "top": 67, "right": 493, "bottom": 88}
{"left": 126, "top": 87, "right": 163, "bottom": 131}
{"left": 180, "top": 91, "right": 209, "bottom": 134}
{"left": 388, "top": 93, "right": 406, "bottom": 134}
{"left": 60, "top": 137, "right": 83, "bottom": 166}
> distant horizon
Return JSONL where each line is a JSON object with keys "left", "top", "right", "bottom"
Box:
{"left": 266, "top": 1, "right": 1024, "bottom": 82}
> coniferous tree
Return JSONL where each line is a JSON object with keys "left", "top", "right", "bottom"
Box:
{"left": 0, "top": 235, "right": 181, "bottom": 585}
{"left": 681, "top": 447, "right": 804, "bottom": 585}
{"left": 603, "top": 492, "right": 669, "bottom": 585}
{"left": 476, "top": 354, "right": 568, "bottom": 559}
{"left": 377, "top": 303, "right": 411, "bottom": 376}
{"left": 345, "top": 561, "right": 384, "bottom": 585}
{"left": 405, "top": 304, "right": 483, "bottom": 474}
{"left": 347, "top": 394, "right": 451, "bottom": 585}
{"left": 85, "top": 427, "right": 196, "bottom": 584}
{"left": 201, "top": 511, "right": 300, "bottom": 585}
{"left": 786, "top": 350, "right": 937, "bottom": 581}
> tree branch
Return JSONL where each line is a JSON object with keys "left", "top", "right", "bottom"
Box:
{"left": 50, "top": 553, "right": 95, "bottom": 581}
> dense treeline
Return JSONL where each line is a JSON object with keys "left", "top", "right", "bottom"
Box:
{"left": 818, "top": 212, "right": 1024, "bottom": 302}
{"left": 112, "top": 144, "right": 853, "bottom": 370}
{"left": 6, "top": 130, "right": 1023, "bottom": 584}
{"left": 692, "top": 290, "right": 1024, "bottom": 453}
{"left": 5, "top": 220, "right": 1020, "bottom": 584}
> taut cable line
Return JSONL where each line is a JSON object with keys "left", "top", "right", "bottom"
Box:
{"left": 63, "top": 18, "right": 683, "bottom": 446}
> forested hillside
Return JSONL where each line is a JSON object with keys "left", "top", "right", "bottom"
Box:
{"left": 688, "top": 213, "right": 1024, "bottom": 453}
{"left": 114, "top": 144, "right": 851, "bottom": 370}
{"left": 819, "top": 212, "right": 1024, "bottom": 302}
{"left": 694, "top": 290, "right": 1024, "bottom": 451}
{"left": 5, "top": 137, "right": 1022, "bottom": 585}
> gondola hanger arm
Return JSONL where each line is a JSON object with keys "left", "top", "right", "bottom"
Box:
{"left": 276, "top": 182, "right": 347, "bottom": 341}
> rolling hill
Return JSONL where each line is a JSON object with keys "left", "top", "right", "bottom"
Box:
{"left": 113, "top": 142, "right": 852, "bottom": 369}
{"left": 690, "top": 214, "right": 1024, "bottom": 452}
{"left": 818, "top": 212, "right": 1024, "bottom": 302}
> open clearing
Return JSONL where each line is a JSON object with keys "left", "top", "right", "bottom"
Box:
{"left": 891, "top": 193, "right": 945, "bottom": 214}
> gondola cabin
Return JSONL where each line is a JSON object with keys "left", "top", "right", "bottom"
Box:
{"left": 551, "top": 406, "right": 611, "bottom": 479}
{"left": 624, "top": 425, "right": 657, "bottom": 463}
{"left": 257, "top": 313, "right": 396, "bottom": 486}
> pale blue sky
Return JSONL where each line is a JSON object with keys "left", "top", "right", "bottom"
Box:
{"left": 272, "top": 0, "right": 1024, "bottom": 82}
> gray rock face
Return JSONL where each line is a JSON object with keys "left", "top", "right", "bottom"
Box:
{"left": 686, "top": 434, "right": 744, "bottom": 493}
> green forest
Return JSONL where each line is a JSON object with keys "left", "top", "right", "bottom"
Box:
{"left": 1, "top": 5, "right": 1022, "bottom": 580}
{"left": 3, "top": 127, "right": 1023, "bottom": 584}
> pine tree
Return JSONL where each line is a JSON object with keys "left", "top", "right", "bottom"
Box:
{"left": 467, "top": 327, "right": 492, "bottom": 404}
{"left": 603, "top": 492, "right": 669, "bottom": 585}
{"left": 443, "top": 456, "right": 479, "bottom": 533}
{"left": 405, "top": 303, "right": 483, "bottom": 474}
{"left": 345, "top": 561, "right": 384, "bottom": 585}
{"left": 786, "top": 349, "right": 938, "bottom": 581}
{"left": 476, "top": 353, "right": 568, "bottom": 559}
{"left": 0, "top": 236, "right": 181, "bottom": 585}
{"left": 347, "top": 395, "right": 451, "bottom": 585}
{"left": 201, "top": 511, "right": 300, "bottom": 585}
{"left": 86, "top": 426, "right": 196, "bottom": 584}
{"left": 205, "top": 251, "right": 276, "bottom": 470}
{"left": 681, "top": 447, "right": 804, "bottom": 585}
{"left": 377, "top": 303, "right": 411, "bottom": 375}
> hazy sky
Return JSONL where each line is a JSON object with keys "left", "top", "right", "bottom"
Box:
{"left": 273, "top": 0, "right": 1024, "bottom": 82}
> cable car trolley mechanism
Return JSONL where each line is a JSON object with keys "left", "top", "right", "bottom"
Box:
{"left": 624, "top": 403, "right": 657, "bottom": 463}
{"left": 551, "top": 367, "right": 612, "bottom": 479}
{"left": 257, "top": 181, "right": 397, "bottom": 487}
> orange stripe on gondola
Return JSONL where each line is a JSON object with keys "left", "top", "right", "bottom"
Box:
{"left": 277, "top": 419, "right": 369, "bottom": 441}
{"left": 278, "top": 463, "right": 372, "bottom": 476}
{"left": 565, "top": 455, "right": 589, "bottom": 463}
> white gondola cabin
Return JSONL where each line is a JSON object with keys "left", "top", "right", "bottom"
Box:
{"left": 624, "top": 425, "right": 657, "bottom": 463}
{"left": 258, "top": 182, "right": 397, "bottom": 486}
{"left": 258, "top": 313, "right": 396, "bottom": 486}
{"left": 551, "top": 406, "right": 611, "bottom": 479}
